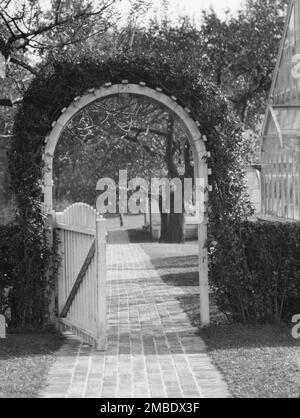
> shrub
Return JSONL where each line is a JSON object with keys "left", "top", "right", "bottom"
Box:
{"left": 209, "top": 220, "right": 300, "bottom": 323}
{"left": 0, "top": 224, "right": 18, "bottom": 317}
{"left": 0, "top": 222, "right": 58, "bottom": 328}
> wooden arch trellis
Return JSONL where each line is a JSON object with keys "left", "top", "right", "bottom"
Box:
{"left": 43, "top": 81, "right": 210, "bottom": 326}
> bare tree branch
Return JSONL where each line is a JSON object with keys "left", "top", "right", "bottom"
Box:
{"left": 123, "top": 133, "right": 157, "bottom": 157}
{"left": 0, "top": 134, "right": 13, "bottom": 138}
{"left": 0, "top": 98, "right": 13, "bottom": 106}
{"left": 0, "top": 0, "right": 117, "bottom": 65}
{"left": 10, "top": 56, "right": 38, "bottom": 75}
{"left": 0, "top": 10, "right": 15, "bottom": 39}
{"left": 0, "top": 96, "right": 22, "bottom": 106}
{"left": 54, "top": 0, "right": 62, "bottom": 25}
{"left": 4, "top": 0, "right": 116, "bottom": 46}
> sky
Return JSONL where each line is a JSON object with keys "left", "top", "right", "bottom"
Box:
{"left": 153, "top": 0, "right": 245, "bottom": 21}
{"left": 114, "top": 0, "right": 247, "bottom": 27}
{"left": 39, "top": 0, "right": 246, "bottom": 21}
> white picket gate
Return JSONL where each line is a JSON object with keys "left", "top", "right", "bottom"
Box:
{"left": 54, "top": 203, "right": 107, "bottom": 349}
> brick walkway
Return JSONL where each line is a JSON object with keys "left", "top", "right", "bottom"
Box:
{"left": 40, "top": 231, "right": 230, "bottom": 398}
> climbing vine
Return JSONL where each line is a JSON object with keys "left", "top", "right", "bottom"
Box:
{"left": 8, "top": 52, "right": 252, "bottom": 327}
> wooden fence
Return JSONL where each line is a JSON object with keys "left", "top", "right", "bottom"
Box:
{"left": 261, "top": 151, "right": 300, "bottom": 220}
{"left": 54, "top": 203, "right": 107, "bottom": 349}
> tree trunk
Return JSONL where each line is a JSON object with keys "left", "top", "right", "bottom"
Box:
{"left": 167, "top": 190, "right": 185, "bottom": 242}
{"left": 167, "top": 213, "right": 185, "bottom": 242}
{"left": 159, "top": 114, "right": 185, "bottom": 243}
{"left": 159, "top": 191, "right": 185, "bottom": 243}
{"left": 159, "top": 211, "right": 169, "bottom": 242}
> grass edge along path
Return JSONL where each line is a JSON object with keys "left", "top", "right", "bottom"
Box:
{"left": 0, "top": 331, "right": 64, "bottom": 398}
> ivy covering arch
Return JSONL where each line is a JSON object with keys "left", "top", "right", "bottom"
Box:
{"left": 8, "top": 53, "right": 252, "bottom": 327}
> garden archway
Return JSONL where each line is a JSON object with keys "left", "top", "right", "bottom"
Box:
{"left": 43, "top": 82, "right": 210, "bottom": 325}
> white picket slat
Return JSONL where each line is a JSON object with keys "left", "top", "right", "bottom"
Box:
{"left": 54, "top": 203, "right": 107, "bottom": 348}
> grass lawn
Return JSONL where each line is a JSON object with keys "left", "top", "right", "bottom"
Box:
{"left": 0, "top": 331, "right": 64, "bottom": 398}
{"left": 201, "top": 324, "right": 300, "bottom": 398}
{"left": 133, "top": 229, "right": 300, "bottom": 398}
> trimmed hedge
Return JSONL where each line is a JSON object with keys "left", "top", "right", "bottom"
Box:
{"left": 210, "top": 220, "right": 300, "bottom": 323}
